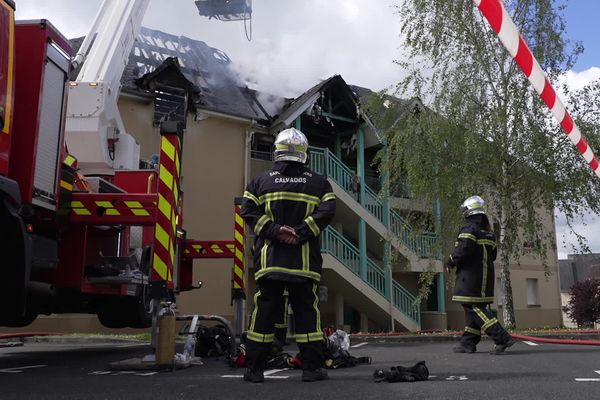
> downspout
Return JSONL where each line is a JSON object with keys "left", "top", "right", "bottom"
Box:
{"left": 241, "top": 124, "right": 255, "bottom": 332}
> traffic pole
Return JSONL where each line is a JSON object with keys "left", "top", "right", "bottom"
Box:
{"left": 232, "top": 197, "right": 246, "bottom": 336}
{"left": 473, "top": 0, "right": 600, "bottom": 178}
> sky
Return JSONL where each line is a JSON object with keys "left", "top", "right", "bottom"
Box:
{"left": 14, "top": 0, "right": 600, "bottom": 258}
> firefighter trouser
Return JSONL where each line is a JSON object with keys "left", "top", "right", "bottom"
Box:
{"left": 246, "top": 279, "right": 323, "bottom": 371}
{"left": 460, "top": 304, "right": 512, "bottom": 348}
{"left": 274, "top": 289, "right": 289, "bottom": 343}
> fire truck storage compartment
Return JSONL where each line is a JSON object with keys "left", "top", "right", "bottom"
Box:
{"left": 10, "top": 21, "right": 72, "bottom": 209}
{"left": 33, "top": 43, "right": 70, "bottom": 209}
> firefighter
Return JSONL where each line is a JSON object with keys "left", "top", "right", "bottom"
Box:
{"left": 241, "top": 127, "right": 336, "bottom": 383}
{"left": 446, "top": 195, "right": 516, "bottom": 354}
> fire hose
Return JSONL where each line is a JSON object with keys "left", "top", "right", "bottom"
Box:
{"left": 353, "top": 330, "right": 600, "bottom": 346}
{"left": 0, "top": 332, "right": 62, "bottom": 340}
{"left": 511, "top": 333, "right": 600, "bottom": 346}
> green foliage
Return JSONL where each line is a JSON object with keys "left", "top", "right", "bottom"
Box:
{"left": 374, "top": 0, "right": 600, "bottom": 324}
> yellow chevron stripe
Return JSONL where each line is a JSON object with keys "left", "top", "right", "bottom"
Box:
{"left": 235, "top": 230, "right": 244, "bottom": 245}
{"left": 157, "top": 194, "right": 171, "bottom": 219}
{"left": 60, "top": 180, "right": 73, "bottom": 191}
{"left": 235, "top": 213, "right": 244, "bottom": 227}
{"left": 70, "top": 201, "right": 91, "bottom": 215}
{"left": 161, "top": 137, "right": 175, "bottom": 161}
{"left": 64, "top": 155, "right": 77, "bottom": 167}
{"left": 155, "top": 225, "right": 170, "bottom": 251}
{"left": 153, "top": 254, "right": 168, "bottom": 280}
{"left": 235, "top": 248, "right": 243, "bottom": 261}
{"left": 159, "top": 167, "right": 174, "bottom": 190}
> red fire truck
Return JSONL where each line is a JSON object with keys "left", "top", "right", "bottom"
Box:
{"left": 0, "top": 0, "right": 248, "bottom": 329}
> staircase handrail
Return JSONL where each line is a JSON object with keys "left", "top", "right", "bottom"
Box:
{"left": 321, "top": 226, "right": 420, "bottom": 324}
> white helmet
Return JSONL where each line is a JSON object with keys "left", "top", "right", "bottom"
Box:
{"left": 460, "top": 195, "right": 486, "bottom": 218}
{"left": 273, "top": 127, "right": 309, "bottom": 164}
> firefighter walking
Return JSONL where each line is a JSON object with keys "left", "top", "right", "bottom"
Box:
{"left": 446, "top": 195, "right": 516, "bottom": 354}
{"left": 241, "top": 127, "right": 336, "bottom": 382}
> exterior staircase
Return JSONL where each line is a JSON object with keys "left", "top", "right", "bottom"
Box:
{"left": 309, "top": 147, "right": 441, "bottom": 330}
{"left": 321, "top": 227, "right": 420, "bottom": 331}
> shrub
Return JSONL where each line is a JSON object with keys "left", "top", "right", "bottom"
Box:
{"left": 563, "top": 279, "right": 600, "bottom": 327}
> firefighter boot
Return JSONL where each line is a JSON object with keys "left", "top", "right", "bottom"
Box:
{"left": 244, "top": 342, "right": 269, "bottom": 382}
{"left": 486, "top": 323, "right": 516, "bottom": 354}
{"left": 302, "top": 368, "right": 329, "bottom": 382}
{"left": 490, "top": 337, "right": 517, "bottom": 355}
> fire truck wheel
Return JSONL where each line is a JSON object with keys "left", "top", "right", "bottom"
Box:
{"left": 97, "top": 298, "right": 128, "bottom": 329}
{"left": 128, "top": 285, "right": 152, "bottom": 329}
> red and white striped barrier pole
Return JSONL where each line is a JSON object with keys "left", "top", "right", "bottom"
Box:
{"left": 473, "top": 0, "right": 600, "bottom": 178}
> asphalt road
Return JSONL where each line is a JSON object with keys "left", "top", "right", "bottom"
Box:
{"left": 1, "top": 338, "right": 599, "bottom": 400}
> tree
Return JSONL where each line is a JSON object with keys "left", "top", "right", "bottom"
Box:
{"left": 375, "top": 0, "right": 600, "bottom": 328}
{"left": 563, "top": 279, "right": 600, "bottom": 327}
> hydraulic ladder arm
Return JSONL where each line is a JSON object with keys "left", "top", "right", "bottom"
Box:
{"left": 65, "top": 0, "right": 150, "bottom": 175}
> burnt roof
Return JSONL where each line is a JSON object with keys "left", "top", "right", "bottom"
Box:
{"left": 71, "top": 27, "right": 278, "bottom": 122}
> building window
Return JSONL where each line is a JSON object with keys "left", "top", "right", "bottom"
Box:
{"left": 526, "top": 278, "right": 539, "bottom": 306}
{"left": 250, "top": 133, "right": 274, "bottom": 161}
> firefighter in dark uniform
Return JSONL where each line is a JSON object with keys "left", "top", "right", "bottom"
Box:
{"left": 446, "top": 195, "right": 516, "bottom": 354}
{"left": 241, "top": 127, "right": 336, "bottom": 382}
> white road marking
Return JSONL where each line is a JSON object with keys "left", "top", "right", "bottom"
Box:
{"left": 523, "top": 341, "right": 539, "bottom": 346}
{"left": 221, "top": 374, "right": 289, "bottom": 379}
{"left": 574, "top": 370, "right": 600, "bottom": 382}
{"left": 136, "top": 372, "right": 158, "bottom": 376}
{"left": 221, "top": 369, "right": 290, "bottom": 379}
{"left": 264, "top": 369, "right": 286, "bottom": 376}
{"left": 351, "top": 342, "right": 368, "bottom": 348}
{"left": 0, "top": 365, "right": 47, "bottom": 373}
{"left": 89, "top": 370, "right": 158, "bottom": 377}
{"left": 89, "top": 371, "right": 112, "bottom": 375}
{"left": 445, "top": 375, "right": 468, "bottom": 381}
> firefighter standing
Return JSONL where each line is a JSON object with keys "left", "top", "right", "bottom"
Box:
{"left": 446, "top": 195, "right": 516, "bottom": 354}
{"left": 241, "top": 128, "right": 336, "bottom": 382}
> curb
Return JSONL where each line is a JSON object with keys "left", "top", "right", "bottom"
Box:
{"left": 350, "top": 332, "right": 600, "bottom": 343}
{"left": 23, "top": 336, "right": 147, "bottom": 345}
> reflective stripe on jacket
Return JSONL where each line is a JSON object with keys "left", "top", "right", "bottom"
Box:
{"left": 241, "top": 161, "right": 336, "bottom": 282}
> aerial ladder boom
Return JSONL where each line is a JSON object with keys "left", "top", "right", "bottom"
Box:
{"left": 65, "top": 0, "right": 150, "bottom": 175}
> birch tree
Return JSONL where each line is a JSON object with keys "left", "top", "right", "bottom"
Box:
{"left": 376, "top": 0, "right": 600, "bottom": 328}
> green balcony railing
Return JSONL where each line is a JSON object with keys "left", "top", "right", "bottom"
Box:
{"left": 321, "top": 226, "right": 361, "bottom": 276}
{"left": 310, "top": 147, "right": 437, "bottom": 259}
{"left": 321, "top": 227, "right": 420, "bottom": 324}
{"left": 389, "top": 209, "right": 438, "bottom": 258}
{"left": 392, "top": 281, "right": 421, "bottom": 324}
{"left": 309, "top": 147, "right": 356, "bottom": 197}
